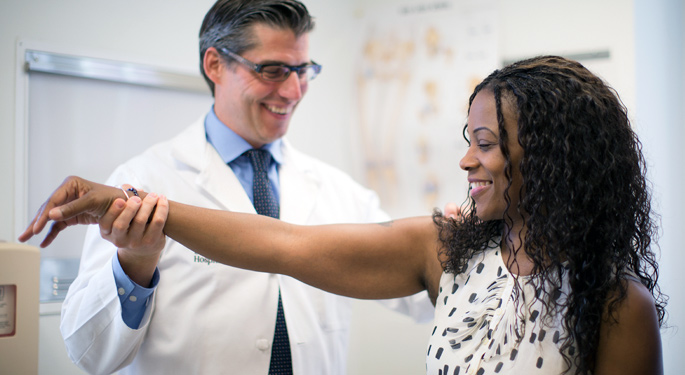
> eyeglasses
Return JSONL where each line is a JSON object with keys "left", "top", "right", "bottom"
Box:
{"left": 219, "top": 47, "right": 322, "bottom": 82}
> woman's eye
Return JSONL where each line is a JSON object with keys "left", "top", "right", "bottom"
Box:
{"left": 478, "top": 143, "right": 496, "bottom": 149}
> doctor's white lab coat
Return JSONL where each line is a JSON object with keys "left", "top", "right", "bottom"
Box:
{"left": 60, "top": 118, "right": 433, "bottom": 375}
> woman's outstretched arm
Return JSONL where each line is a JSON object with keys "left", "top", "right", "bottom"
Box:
{"left": 164, "top": 199, "right": 440, "bottom": 300}
{"left": 21, "top": 176, "right": 443, "bottom": 302}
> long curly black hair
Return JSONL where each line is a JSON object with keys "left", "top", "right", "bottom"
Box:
{"left": 433, "top": 56, "right": 666, "bottom": 374}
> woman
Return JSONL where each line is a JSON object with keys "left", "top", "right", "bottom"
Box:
{"left": 22, "top": 56, "right": 665, "bottom": 374}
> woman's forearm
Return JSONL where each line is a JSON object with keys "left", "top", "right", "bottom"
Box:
{"left": 163, "top": 200, "right": 434, "bottom": 300}
{"left": 165, "top": 201, "right": 292, "bottom": 273}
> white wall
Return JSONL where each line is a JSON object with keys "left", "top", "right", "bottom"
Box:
{"left": 1, "top": 0, "right": 682, "bottom": 373}
{"left": 634, "top": 1, "right": 685, "bottom": 373}
{"left": 498, "top": 0, "right": 636, "bottom": 111}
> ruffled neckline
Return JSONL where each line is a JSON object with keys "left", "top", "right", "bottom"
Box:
{"left": 441, "top": 242, "right": 535, "bottom": 362}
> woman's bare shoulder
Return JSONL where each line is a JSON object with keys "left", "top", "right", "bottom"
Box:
{"left": 594, "top": 278, "right": 662, "bottom": 375}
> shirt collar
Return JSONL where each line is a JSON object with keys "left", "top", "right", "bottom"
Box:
{"left": 205, "top": 106, "right": 283, "bottom": 165}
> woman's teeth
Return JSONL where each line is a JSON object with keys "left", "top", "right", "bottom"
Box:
{"left": 471, "top": 181, "right": 491, "bottom": 189}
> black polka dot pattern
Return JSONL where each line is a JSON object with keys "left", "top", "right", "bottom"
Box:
{"left": 426, "top": 245, "right": 578, "bottom": 374}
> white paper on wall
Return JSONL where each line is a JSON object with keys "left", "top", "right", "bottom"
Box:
{"left": 352, "top": 0, "right": 499, "bottom": 218}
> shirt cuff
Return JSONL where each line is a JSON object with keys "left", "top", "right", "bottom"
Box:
{"left": 112, "top": 253, "right": 160, "bottom": 329}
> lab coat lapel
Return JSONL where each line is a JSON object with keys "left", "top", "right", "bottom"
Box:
{"left": 171, "top": 118, "right": 256, "bottom": 214}
{"left": 197, "top": 145, "right": 257, "bottom": 214}
{"left": 279, "top": 139, "right": 320, "bottom": 225}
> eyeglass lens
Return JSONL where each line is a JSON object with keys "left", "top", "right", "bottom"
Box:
{"left": 261, "top": 65, "right": 318, "bottom": 82}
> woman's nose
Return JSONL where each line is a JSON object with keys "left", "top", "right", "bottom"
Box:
{"left": 459, "top": 147, "right": 476, "bottom": 171}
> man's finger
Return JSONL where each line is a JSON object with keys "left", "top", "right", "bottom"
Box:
{"left": 145, "top": 194, "right": 169, "bottom": 237}
{"left": 110, "top": 197, "right": 142, "bottom": 238}
{"left": 131, "top": 193, "right": 159, "bottom": 238}
{"left": 99, "top": 199, "right": 127, "bottom": 236}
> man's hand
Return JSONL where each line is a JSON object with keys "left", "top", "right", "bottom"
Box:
{"left": 100, "top": 190, "right": 168, "bottom": 255}
{"left": 18, "top": 176, "right": 126, "bottom": 247}
{"left": 443, "top": 202, "right": 462, "bottom": 220}
{"left": 99, "top": 190, "right": 169, "bottom": 286}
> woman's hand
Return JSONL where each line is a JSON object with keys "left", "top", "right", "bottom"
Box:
{"left": 18, "top": 176, "right": 127, "bottom": 247}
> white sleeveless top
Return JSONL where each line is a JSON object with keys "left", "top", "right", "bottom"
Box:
{"left": 427, "top": 245, "right": 578, "bottom": 375}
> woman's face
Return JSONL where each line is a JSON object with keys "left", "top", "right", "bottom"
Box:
{"left": 460, "top": 90, "right": 524, "bottom": 222}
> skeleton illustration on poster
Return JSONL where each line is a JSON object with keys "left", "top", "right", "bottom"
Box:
{"left": 353, "top": 0, "right": 499, "bottom": 218}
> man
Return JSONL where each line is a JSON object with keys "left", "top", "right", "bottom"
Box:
{"left": 57, "top": 1, "right": 432, "bottom": 374}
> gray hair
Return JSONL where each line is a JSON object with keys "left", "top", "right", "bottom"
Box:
{"left": 199, "top": 0, "right": 315, "bottom": 95}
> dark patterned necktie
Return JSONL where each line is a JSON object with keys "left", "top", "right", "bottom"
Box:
{"left": 245, "top": 149, "right": 292, "bottom": 375}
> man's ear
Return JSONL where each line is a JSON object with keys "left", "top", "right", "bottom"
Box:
{"left": 203, "top": 47, "right": 225, "bottom": 85}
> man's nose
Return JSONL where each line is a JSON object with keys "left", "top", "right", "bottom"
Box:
{"left": 278, "top": 72, "right": 304, "bottom": 100}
